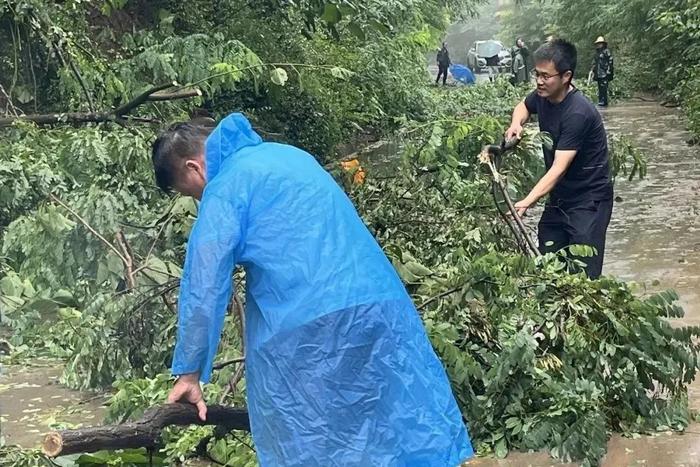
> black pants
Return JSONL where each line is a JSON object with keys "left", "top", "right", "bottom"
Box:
{"left": 436, "top": 65, "right": 448, "bottom": 85}
{"left": 597, "top": 79, "right": 609, "bottom": 106}
{"left": 538, "top": 198, "right": 614, "bottom": 279}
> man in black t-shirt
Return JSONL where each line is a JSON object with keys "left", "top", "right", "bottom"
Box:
{"left": 504, "top": 39, "right": 613, "bottom": 279}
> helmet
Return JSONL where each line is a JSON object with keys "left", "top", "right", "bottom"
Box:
{"left": 594, "top": 36, "right": 606, "bottom": 44}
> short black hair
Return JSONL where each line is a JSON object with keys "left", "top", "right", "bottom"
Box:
{"left": 151, "top": 122, "right": 214, "bottom": 192}
{"left": 533, "top": 38, "right": 577, "bottom": 82}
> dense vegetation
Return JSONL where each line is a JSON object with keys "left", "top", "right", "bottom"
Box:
{"left": 1, "top": 1, "right": 699, "bottom": 466}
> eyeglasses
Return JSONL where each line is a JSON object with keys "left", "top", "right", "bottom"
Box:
{"left": 531, "top": 71, "right": 562, "bottom": 81}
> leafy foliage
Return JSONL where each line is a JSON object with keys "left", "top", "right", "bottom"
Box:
{"left": 1, "top": 1, "right": 698, "bottom": 466}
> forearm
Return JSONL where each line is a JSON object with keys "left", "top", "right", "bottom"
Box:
{"left": 523, "top": 166, "right": 566, "bottom": 204}
{"left": 510, "top": 101, "right": 530, "bottom": 127}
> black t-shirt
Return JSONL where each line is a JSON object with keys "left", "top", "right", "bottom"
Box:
{"left": 524, "top": 88, "right": 613, "bottom": 203}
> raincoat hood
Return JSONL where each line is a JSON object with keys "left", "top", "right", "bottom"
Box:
{"left": 204, "top": 113, "right": 263, "bottom": 181}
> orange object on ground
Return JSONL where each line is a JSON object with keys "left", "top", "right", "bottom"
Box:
{"left": 340, "top": 158, "right": 366, "bottom": 185}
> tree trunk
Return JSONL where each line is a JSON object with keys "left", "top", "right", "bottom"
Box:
{"left": 42, "top": 403, "right": 250, "bottom": 457}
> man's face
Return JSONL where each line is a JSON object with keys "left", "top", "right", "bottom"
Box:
{"left": 517, "top": 39, "right": 525, "bottom": 48}
{"left": 534, "top": 60, "right": 570, "bottom": 99}
{"left": 596, "top": 43, "right": 604, "bottom": 49}
{"left": 172, "top": 154, "right": 207, "bottom": 200}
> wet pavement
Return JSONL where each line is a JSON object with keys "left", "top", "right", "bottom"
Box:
{"left": 0, "top": 359, "right": 108, "bottom": 449}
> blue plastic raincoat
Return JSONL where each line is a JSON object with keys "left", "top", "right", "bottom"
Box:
{"left": 171, "top": 113, "right": 474, "bottom": 466}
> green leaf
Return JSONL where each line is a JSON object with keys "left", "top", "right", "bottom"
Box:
{"left": 494, "top": 437, "right": 508, "bottom": 458}
{"left": 321, "top": 3, "right": 341, "bottom": 24}
{"left": 330, "top": 66, "right": 352, "bottom": 79}
{"left": 270, "top": 67, "right": 289, "bottom": 86}
{"left": 0, "top": 274, "right": 23, "bottom": 297}
{"left": 347, "top": 22, "right": 365, "bottom": 40}
{"left": 107, "top": 253, "right": 124, "bottom": 275}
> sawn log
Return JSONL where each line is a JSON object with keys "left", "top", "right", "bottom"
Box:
{"left": 42, "top": 403, "right": 249, "bottom": 457}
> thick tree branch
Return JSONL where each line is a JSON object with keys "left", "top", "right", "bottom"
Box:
{"left": 0, "top": 111, "right": 111, "bottom": 126}
{"left": 113, "top": 82, "right": 177, "bottom": 116}
{"left": 42, "top": 403, "right": 250, "bottom": 457}
{"left": 0, "top": 83, "right": 200, "bottom": 127}
{"left": 146, "top": 88, "right": 203, "bottom": 102}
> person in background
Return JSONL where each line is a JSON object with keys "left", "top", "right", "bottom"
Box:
{"left": 436, "top": 42, "right": 451, "bottom": 85}
{"left": 591, "top": 36, "right": 614, "bottom": 107}
{"left": 511, "top": 37, "right": 530, "bottom": 85}
{"left": 505, "top": 39, "right": 614, "bottom": 279}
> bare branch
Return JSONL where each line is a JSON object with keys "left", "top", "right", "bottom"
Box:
{"left": 417, "top": 285, "right": 466, "bottom": 312}
{"left": 49, "top": 194, "right": 128, "bottom": 266}
{"left": 115, "top": 231, "right": 136, "bottom": 290}
{"left": 147, "top": 88, "right": 202, "bottom": 102}
{"left": 0, "top": 84, "right": 200, "bottom": 127}
{"left": 0, "top": 83, "right": 20, "bottom": 117}
{"left": 0, "top": 111, "right": 112, "bottom": 127}
{"left": 132, "top": 214, "right": 174, "bottom": 277}
{"left": 213, "top": 356, "right": 245, "bottom": 371}
{"left": 114, "top": 82, "right": 177, "bottom": 117}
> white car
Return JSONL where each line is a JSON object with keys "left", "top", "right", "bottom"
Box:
{"left": 466, "top": 40, "right": 512, "bottom": 74}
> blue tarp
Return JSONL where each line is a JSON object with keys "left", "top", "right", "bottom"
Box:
{"left": 172, "top": 113, "right": 474, "bottom": 466}
{"left": 450, "top": 64, "right": 476, "bottom": 85}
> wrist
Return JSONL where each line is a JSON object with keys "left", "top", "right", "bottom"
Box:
{"left": 524, "top": 195, "right": 538, "bottom": 206}
{"left": 176, "top": 372, "right": 200, "bottom": 383}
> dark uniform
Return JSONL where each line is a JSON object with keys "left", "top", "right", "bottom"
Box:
{"left": 511, "top": 46, "right": 529, "bottom": 85}
{"left": 525, "top": 88, "right": 614, "bottom": 278}
{"left": 436, "top": 46, "right": 451, "bottom": 85}
{"left": 592, "top": 47, "right": 614, "bottom": 106}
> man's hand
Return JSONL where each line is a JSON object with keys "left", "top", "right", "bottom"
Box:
{"left": 514, "top": 199, "right": 533, "bottom": 217}
{"left": 168, "top": 373, "right": 207, "bottom": 421}
{"left": 505, "top": 124, "right": 524, "bottom": 141}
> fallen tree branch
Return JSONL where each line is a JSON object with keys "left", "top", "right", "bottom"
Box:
{"left": 113, "top": 82, "right": 177, "bottom": 117}
{"left": 0, "top": 111, "right": 112, "bottom": 126}
{"left": 43, "top": 403, "right": 250, "bottom": 457}
{"left": 146, "top": 88, "right": 203, "bottom": 102}
{"left": 0, "top": 82, "right": 200, "bottom": 127}
{"left": 213, "top": 356, "right": 246, "bottom": 370}
{"left": 417, "top": 285, "right": 466, "bottom": 311}
{"left": 479, "top": 145, "right": 540, "bottom": 257}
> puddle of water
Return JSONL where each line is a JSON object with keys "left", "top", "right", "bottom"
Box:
{"left": 0, "top": 360, "right": 108, "bottom": 448}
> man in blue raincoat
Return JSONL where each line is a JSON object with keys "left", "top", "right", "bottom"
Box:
{"left": 151, "top": 113, "right": 473, "bottom": 467}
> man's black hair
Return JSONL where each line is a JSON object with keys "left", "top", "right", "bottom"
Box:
{"left": 533, "top": 38, "right": 577, "bottom": 82}
{"left": 151, "top": 121, "right": 214, "bottom": 192}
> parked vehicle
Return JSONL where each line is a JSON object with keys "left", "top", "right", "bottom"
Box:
{"left": 466, "top": 40, "right": 512, "bottom": 74}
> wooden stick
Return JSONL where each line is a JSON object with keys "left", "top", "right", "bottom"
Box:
{"left": 42, "top": 403, "right": 250, "bottom": 457}
{"left": 479, "top": 146, "right": 541, "bottom": 257}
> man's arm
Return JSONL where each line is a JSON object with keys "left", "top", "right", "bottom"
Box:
{"left": 514, "top": 150, "right": 576, "bottom": 216}
{"left": 167, "top": 192, "right": 244, "bottom": 419}
{"left": 505, "top": 100, "right": 531, "bottom": 140}
{"left": 171, "top": 193, "right": 242, "bottom": 381}
{"left": 514, "top": 109, "right": 589, "bottom": 216}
